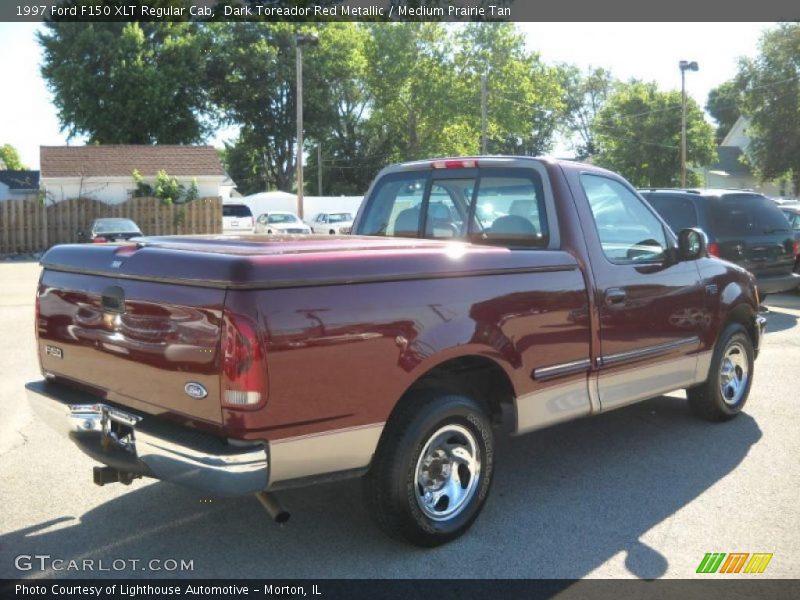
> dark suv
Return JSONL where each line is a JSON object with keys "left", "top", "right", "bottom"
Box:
{"left": 640, "top": 189, "right": 800, "bottom": 296}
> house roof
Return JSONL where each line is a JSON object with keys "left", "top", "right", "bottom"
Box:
{"left": 40, "top": 145, "right": 225, "bottom": 178}
{"left": 0, "top": 170, "right": 40, "bottom": 190}
{"left": 710, "top": 146, "right": 751, "bottom": 178}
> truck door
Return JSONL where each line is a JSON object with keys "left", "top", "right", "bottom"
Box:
{"left": 569, "top": 172, "right": 707, "bottom": 411}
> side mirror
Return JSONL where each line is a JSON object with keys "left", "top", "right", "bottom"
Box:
{"left": 677, "top": 228, "right": 707, "bottom": 261}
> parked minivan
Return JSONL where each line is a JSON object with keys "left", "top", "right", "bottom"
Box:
{"left": 640, "top": 189, "right": 800, "bottom": 296}
{"left": 222, "top": 203, "right": 254, "bottom": 233}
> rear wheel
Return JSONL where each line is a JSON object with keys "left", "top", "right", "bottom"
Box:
{"left": 687, "top": 323, "right": 754, "bottom": 421}
{"left": 363, "top": 391, "right": 494, "bottom": 547}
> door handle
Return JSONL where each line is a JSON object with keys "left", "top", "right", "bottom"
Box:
{"left": 605, "top": 288, "right": 626, "bottom": 306}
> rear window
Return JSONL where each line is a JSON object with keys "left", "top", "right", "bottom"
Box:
{"left": 357, "top": 168, "right": 548, "bottom": 247}
{"left": 223, "top": 204, "right": 252, "bottom": 218}
{"left": 267, "top": 213, "right": 297, "bottom": 224}
{"left": 711, "top": 195, "right": 791, "bottom": 237}
{"left": 644, "top": 195, "right": 698, "bottom": 233}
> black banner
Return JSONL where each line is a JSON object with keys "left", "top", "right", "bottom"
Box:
{"left": 1, "top": 0, "right": 799, "bottom": 22}
{"left": 2, "top": 579, "right": 799, "bottom": 600}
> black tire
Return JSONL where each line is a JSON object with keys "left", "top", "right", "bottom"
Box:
{"left": 687, "top": 323, "right": 754, "bottom": 421}
{"left": 363, "top": 391, "right": 494, "bottom": 547}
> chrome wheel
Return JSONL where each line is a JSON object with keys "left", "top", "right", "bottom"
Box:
{"left": 718, "top": 341, "right": 749, "bottom": 406}
{"left": 414, "top": 424, "right": 481, "bottom": 521}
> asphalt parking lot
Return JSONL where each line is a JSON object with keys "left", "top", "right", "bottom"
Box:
{"left": 0, "top": 260, "right": 798, "bottom": 579}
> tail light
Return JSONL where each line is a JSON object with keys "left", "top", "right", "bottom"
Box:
{"left": 221, "top": 311, "right": 267, "bottom": 409}
{"left": 431, "top": 159, "right": 478, "bottom": 169}
{"left": 793, "top": 240, "right": 799, "bottom": 257}
{"left": 92, "top": 237, "right": 107, "bottom": 244}
{"left": 707, "top": 242, "right": 720, "bottom": 257}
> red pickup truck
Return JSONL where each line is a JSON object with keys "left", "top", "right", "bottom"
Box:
{"left": 27, "top": 157, "right": 765, "bottom": 547}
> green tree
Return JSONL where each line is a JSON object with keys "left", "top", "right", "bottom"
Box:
{"left": 306, "top": 23, "right": 388, "bottom": 195}
{"left": 706, "top": 80, "right": 743, "bottom": 144}
{"left": 454, "top": 23, "right": 564, "bottom": 156}
{"left": 207, "top": 23, "right": 339, "bottom": 192}
{"left": 364, "top": 23, "right": 465, "bottom": 161}
{"left": 219, "top": 135, "right": 270, "bottom": 196}
{"left": 38, "top": 21, "right": 212, "bottom": 143}
{"left": 0, "top": 144, "right": 26, "bottom": 170}
{"left": 558, "top": 66, "right": 616, "bottom": 158}
{"left": 737, "top": 23, "right": 800, "bottom": 193}
{"left": 593, "top": 81, "right": 716, "bottom": 187}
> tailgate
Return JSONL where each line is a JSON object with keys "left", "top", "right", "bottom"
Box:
{"left": 37, "top": 269, "right": 225, "bottom": 424}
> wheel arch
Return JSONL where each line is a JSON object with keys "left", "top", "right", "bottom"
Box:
{"left": 387, "top": 353, "right": 517, "bottom": 435}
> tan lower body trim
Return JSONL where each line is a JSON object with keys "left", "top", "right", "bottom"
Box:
{"left": 514, "top": 379, "right": 593, "bottom": 434}
{"left": 268, "top": 423, "right": 384, "bottom": 487}
{"left": 598, "top": 353, "right": 706, "bottom": 412}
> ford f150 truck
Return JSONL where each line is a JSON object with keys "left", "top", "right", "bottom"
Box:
{"left": 27, "top": 157, "right": 765, "bottom": 547}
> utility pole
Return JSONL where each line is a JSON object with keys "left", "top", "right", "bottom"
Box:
{"left": 317, "top": 143, "right": 322, "bottom": 196}
{"left": 679, "top": 60, "right": 699, "bottom": 187}
{"left": 480, "top": 72, "right": 488, "bottom": 154}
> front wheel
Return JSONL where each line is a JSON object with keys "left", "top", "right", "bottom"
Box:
{"left": 687, "top": 323, "right": 754, "bottom": 421}
{"left": 363, "top": 391, "right": 494, "bottom": 547}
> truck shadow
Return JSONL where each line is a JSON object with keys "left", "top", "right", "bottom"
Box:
{"left": 0, "top": 395, "right": 761, "bottom": 580}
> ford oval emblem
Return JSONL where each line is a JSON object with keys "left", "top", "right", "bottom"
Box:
{"left": 184, "top": 382, "right": 208, "bottom": 400}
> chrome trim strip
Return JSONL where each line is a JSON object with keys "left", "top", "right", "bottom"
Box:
{"left": 598, "top": 336, "right": 700, "bottom": 368}
{"left": 514, "top": 379, "right": 592, "bottom": 435}
{"left": 267, "top": 423, "right": 385, "bottom": 487}
{"left": 597, "top": 355, "right": 700, "bottom": 412}
{"left": 532, "top": 358, "right": 591, "bottom": 381}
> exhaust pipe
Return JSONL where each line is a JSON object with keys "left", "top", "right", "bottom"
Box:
{"left": 255, "top": 491, "right": 290, "bottom": 524}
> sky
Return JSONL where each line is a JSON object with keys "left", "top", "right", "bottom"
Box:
{"left": 0, "top": 22, "right": 773, "bottom": 170}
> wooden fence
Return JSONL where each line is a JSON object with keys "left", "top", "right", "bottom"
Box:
{"left": 0, "top": 196, "right": 222, "bottom": 255}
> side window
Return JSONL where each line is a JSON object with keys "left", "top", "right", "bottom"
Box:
{"left": 424, "top": 180, "right": 473, "bottom": 239}
{"left": 581, "top": 174, "right": 668, "bottom": 264}
{"left": 359, "top": 174, "right": 427, "bottom": 237}
{"left": 470, "top": 176, "right": 548, "bottom": 246}
{"left": 319, "top": 214, "right": 327, "bottom": 223}
{"left": 645, "top": 196, "right": 698, "bottom": 234}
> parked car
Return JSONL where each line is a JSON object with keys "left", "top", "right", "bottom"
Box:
{"left": 307, "top": 212, "right": 354, "bottom": 235}
{"left": 80, "top": 218, "right": 143, "bottom": 243}
{"left": 640, "top": 188, "right": 800, "bottom": 296}
{"left": 255, "top": 211, "right": 311, "bottom": 235}
{"left": 28, "top": 157, "right": 765, "bottom": 547}
{"left": 222, "top": 203, "right": 254, "bottom": 233}
{"left": 779, "top": 203, "right": 800, "bottom": 273}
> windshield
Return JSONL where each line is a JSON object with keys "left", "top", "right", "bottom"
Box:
{"left": 328, "top": 213, "right": 353, "bottom": 223}
{"left": 223, "top": 204, "right": 252, "bottom": 218}
{"left": 93, "top": 219, "right": 140, "bottom": 234}
{"left": 267, "top": 213, "right": 298, "bottom": 224}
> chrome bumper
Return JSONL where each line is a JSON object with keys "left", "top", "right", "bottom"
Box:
{"left": 26, "top": 380, "right": 268, "bottom": 496}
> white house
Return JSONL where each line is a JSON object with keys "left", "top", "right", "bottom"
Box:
{"left": 701, "top": 117, "right": 788, "bottom": 198}
{"left": 0, "top": 171, "right": 39, "bottom": 201}
{"left": 238, "top": 191, "right": 364, "bottom": 221}
{"left": 40, "top": 145, "right": 236, "bottom": 204}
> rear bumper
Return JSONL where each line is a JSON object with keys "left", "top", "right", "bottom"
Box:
{"left": 25, "top": 380, "right": 268, "bottom": 497}
{"left": 755, "top": 272, "right": 800, "bottom": 295}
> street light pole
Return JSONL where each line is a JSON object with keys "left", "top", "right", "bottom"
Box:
{"left": 679, "top": 60, "right": 699, "bottom": 187}
{"left": 295, "top": 33, "right": 318, "bottom": 219}
{"left": 296, "top": 44, "right": 304, "bottom": 218}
